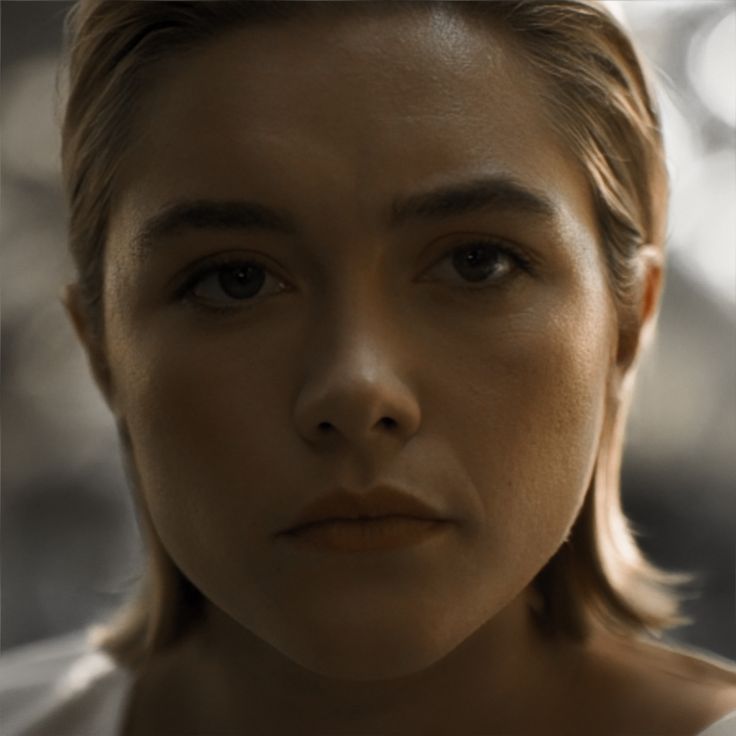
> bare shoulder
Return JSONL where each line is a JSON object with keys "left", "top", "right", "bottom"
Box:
{"left": 572, "top": 630, "right": 736, "bottom": 735}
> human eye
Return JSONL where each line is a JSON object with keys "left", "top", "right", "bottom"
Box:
{"left": 425, "top": 238, "right": 533, "bottom": 290}
{"left": 174, "top": 253, "right": 290, "bottom": 314}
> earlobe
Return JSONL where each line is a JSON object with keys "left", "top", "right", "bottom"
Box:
{"left": 60, "top": 283, "right": 117, "bottom": 413}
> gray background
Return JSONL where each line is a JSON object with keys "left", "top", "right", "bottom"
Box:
{"left": 1, "top": 1, "right": 734, "bottom": 660}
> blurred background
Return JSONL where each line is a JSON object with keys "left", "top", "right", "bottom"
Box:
{"left": 1, "top": 1, "right": 734, "bottom": 660}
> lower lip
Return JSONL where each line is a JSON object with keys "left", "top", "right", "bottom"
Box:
{"left": 283, "top": 517, "right": 449, "bottom": 553}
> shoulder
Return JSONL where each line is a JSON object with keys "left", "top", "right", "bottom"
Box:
{"left": 574, "top": 629, "right": 736, "bottom": 736}
{"left": 0, "top": 629, "right": 132, "bottom": 736}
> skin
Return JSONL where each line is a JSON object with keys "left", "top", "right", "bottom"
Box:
{"left": 64, "top": 5, "right": 736, "bottom": 734}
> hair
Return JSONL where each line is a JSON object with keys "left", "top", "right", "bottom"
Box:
{"left": 60, "top": 0, "right": 692, "bottom": 669}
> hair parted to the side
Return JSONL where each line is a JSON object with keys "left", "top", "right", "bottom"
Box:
{"left": 60, "top": 0, "right": 692, "bottom": 670}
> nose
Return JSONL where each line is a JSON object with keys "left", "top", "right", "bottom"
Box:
{"left": 293, "top": 314, "right": 421, "bottom": 456}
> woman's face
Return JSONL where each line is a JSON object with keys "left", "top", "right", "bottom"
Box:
{"left": 98, "top": 7, "right": 618, "bottom": 679}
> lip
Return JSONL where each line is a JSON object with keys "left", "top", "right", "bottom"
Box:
{"left": 283, "top": 517, "right": 449, "bottom": 553}
{"left": 278, "top": 486, "right": 449, "bottom": 536}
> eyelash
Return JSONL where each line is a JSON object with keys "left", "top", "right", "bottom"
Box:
{"left": 175, "top": 239, "right": 533, "bottom": 315}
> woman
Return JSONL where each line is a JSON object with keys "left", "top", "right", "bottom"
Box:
{"left": 2, "top": 1, "right": 735, "bottom": 734}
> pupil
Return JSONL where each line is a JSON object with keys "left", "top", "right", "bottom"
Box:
{"left": 453, "top": 246, "right": 500, "bottom": 283}
{"left": 219, "top": 264, "right": 265, "bottom": 299}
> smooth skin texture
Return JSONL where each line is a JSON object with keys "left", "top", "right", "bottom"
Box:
{"left": 65, "top": 5, "right": 736, "bottom": 734}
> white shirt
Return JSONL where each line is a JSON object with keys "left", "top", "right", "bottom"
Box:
{"left": 1, "top": 630, "right": 132, "bottom": 736}
{"left": 1, "top": 629, "right": 735, "bottom": 735}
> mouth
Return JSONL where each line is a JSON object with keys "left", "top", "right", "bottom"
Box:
{"left": 279, "top": 486, "right": 449, "bottom": 537}
{"left": 281, "top": 515, "right": 450, "bottom": 553}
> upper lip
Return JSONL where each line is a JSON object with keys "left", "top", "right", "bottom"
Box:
{"left": 280, "top": 486, "right": 449, "bottom": 535}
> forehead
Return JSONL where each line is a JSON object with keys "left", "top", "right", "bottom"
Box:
{"left": 113, "top": 5, "right": 595, "bottom": 247}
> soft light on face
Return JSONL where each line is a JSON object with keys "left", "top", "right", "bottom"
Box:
{"left": 103, "top": 6, "right": 617, "bottom": 681}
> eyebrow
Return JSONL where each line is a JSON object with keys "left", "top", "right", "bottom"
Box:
{"left": 133, "top": 174, "right": 557, "bottom": 253}
{"left": 391, "top": 174, "right": 556, "bottom": 225}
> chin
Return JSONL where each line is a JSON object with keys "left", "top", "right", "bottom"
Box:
{"left": 265, "top": 612, "right": 467, "bottom": 682}
{"left": 286, "top": 640, "right": 451, "bottom": 682}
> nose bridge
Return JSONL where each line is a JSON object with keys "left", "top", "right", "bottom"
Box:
{"left": 303, "top": 278, "right": 406, "bottom": 398}
{"left": 293, "top": 279, "right": 421, "bottom": 452}
{"left": 307, "top": 229, "right": 400, "bottom": 367}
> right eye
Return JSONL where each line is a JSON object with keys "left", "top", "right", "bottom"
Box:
{"left": 177, "top": 256, "right": 290, "bottom": 312}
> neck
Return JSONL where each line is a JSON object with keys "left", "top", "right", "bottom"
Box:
{"left": 127, "top": 587, "right": 585, "bottom": 734}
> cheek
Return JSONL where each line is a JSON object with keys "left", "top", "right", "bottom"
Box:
{"left": 464, "top": 303, "right": 613, "bottom": 556}
{"left": 113, "top": 333, "right": 289, "bottom": 566}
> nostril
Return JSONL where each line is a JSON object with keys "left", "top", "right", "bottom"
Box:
{"left": 380, "top": 417, "right": 397, "bottom": 429}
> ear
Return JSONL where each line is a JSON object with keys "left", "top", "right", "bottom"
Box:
{"left": 61, "top": 283, "right": 118, "bottom": 414}
{"left": 614, "top": 244, "right": 664, "bottom": 390}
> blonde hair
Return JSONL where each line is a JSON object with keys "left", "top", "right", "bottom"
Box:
{"left": 60, "top": 0, "right": 690, "bottom": 669}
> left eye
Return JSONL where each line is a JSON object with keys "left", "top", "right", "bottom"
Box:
{"left": 429, "top": 241, "right": 526, "bottom": 287}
